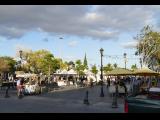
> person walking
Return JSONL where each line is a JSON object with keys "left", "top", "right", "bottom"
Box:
{"left": 107, "top": 78, "right": 111, "bottom": 88}
{"left": 115, "top": 76, "right": 121, "bottom": 97}
{"left": 16, "top": 77, "right": 24, "bottom": 97}
{"left": 119, "top": 78, "right": 127, "bottom": 97}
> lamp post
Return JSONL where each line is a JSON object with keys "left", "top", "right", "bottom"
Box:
{"left": 59, "top": 37, "right": 63, "bottom": 60}
{"left": 100, "top": 48, "right": 104, "bottom": 97}
{"left": 48, "top": 64, "right": 51, "bottom": 84}
{"left": 19, "top": 50, "right": 23, "bottom": 70}
{"left": 123, "top": 53, "right": 127, "bottom": 69}
{"left": 140, "top": 58, "right": 142, "bottom": 69}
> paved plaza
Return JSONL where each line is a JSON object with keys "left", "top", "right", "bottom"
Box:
{"left": 0, "top": 85, "right": 124, "bottom": 113}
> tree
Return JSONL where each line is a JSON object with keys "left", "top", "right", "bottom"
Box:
{"left": 56, "top": 58, "right": 68, "bottom": 70}
{"left": 131, "top": 64, "right": 137, "bottom": 71}
{"left": 91, "top": 65, "right": 98, "bottom": 77}
{"left": 25, "top": 49, "right": 59, "bottom": 74}
{"left": 83, "top": 53, "right": 88, "bottom": 69}
{"left": 0, "top": 58, "right": 10, "bottom": 72}
{"left": 67, "top": 61, "right": 75, "bottom": 70}
{"left": 61, "top": 61, "right": 68, "bottom": 70}
{"left": 0, "top": 57, "right": 16, "bottom": 73}
{"left": 135, "top": 25, "right": 160, "bottom": 71}
{"left": 75, "top": 60, "right": 85, "bottom": 77}
{"left": 113, "top": 63, "right": 118, "bottom": 68}
{"left": 0, "top": 56, "right": 16, "bottom": 80}
{"left": 103, "top": 63, "right": 113, "bottom": 73}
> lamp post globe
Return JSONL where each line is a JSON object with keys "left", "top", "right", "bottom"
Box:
{"left": 100, "top": 48, "right": 104, "bottom": 55}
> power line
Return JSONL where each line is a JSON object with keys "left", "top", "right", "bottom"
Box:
{"left": 103, "top": 55, "right": 140, "bottom": 60}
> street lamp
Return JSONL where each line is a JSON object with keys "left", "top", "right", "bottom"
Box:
{"left": 140, "top": 58, "right": 142, "bottom": 69}
{"left": 59, "top": 37, "right": 63, "bottom": 67}
{"left": 100, "top": 48, "right": 104, "bottom": 97}
{"left": 19, "top": 50, "right": 22, "bottom": 59}
{"left": 123, "top": 53, "right": 127, "bottom": 69}
{"left": 19, "top": 50, "right": 23, "bottom": 70}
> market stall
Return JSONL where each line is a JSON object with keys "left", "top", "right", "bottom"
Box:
{"left": 106, "top": 68, "right": 134, "bottom": 95}
{"left": 15, "top": 71, "right": 40, "bottom": 95}
{"left": 134, "top": 66, "right": 160, "bottom": 93}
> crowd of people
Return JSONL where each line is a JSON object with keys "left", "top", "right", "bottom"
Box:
{"left": 0, "top": 74, "right": 98, "bottom": 97}
{"left": 106, "top": 76, "right": 131, "bottom": 96}
{"left": 1, "top": 72, "right": 160, "bottom": 98}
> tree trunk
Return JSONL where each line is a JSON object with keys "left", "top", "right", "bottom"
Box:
{"left": 95, "top": 74, "right": 97, "bottom": 84}
{"left": 48, "top": 65, "right": 51, "bottom": 84}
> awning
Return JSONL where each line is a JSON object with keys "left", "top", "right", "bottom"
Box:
{"left": 134, "top": 66, "right": 159, "bottom": 76}
{"left": 15, "top": 71, "right": 25, "bottom": 75}
{"left": 106, "top": 68, "right": 134, "bottom": 76}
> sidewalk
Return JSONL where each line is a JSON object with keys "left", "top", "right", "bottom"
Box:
{"left": 0, "top": 85, "right": 124, "bottom": 113}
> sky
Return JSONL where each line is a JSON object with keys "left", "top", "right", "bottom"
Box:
{"left": 0, "top": 5, "right": 160, "bottom": 69}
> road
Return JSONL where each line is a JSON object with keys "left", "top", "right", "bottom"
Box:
{"left": 0, "top": 85, "right": 124, "bottom": 113}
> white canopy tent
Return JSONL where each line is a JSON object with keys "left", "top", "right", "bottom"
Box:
{"left": 84, "top": 69, "right": 94, "bottom": 75}
{"left": 60, "top": 69, "right": 68, "bottom": 74}
{"left": 96, "top": 71, "right": 106, "bottom": 82}
{"left": 54, "top": 69, "right": 68, "bottom": 75}
{"left": 16, "top": 73, "right": 37, "bottom": 78}
{"left": 55, "top": 69, "right": 61, "bottom": 74}
{"left": 84, "top": 69, "right": 96, "bottom": 82}
{"left": 67, "top": 69, "right": 77, "bottom": 75}
{"left": 97, "top": 71, "right": 105, "bottom": 75}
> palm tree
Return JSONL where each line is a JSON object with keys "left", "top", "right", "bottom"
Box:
{"left": 75, "top": 60, "right": 85, "bottom": 79}
{"left": 131, "top": 64, "right": 137, "bottom": 71}
{"left": 113, "top": 63, "right": 118, "bottom": 69}
{"left": 91, "top": 65, "right": 98, "bottom": 83}
{"left": 103, "top": 63, "right": 113, "bottom": 73}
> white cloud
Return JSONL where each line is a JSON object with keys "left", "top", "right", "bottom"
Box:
{"left": 121, "top": 41, "right": 138, "bottom": 49}
{"left": 0, "top": 5, "right": 159, "bottom": 41}
{"left": 68, "top": 40, "right": 78, "bottom": 47}
{"left": 85, "top": 13, "right": 100, "bottom": 21}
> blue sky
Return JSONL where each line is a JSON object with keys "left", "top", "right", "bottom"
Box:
{"left": 0, "top": 31, "right": 140, "bottom": 69}
{"left": 0, "top": 5, "right": 160, "bottom": 69}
